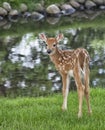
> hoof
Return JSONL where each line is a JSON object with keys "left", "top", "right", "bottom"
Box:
{"left": 88, "top": 109, "right": 92, "bottom": 115}
{"left": 62, "top": 106, "right": 67, "bottom": 111}
{"left": 78, "top": 112, "right": 82, "bottom": 118}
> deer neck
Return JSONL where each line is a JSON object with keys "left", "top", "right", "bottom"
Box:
{"left": 49, "top": 48, "right": 62, "bottom": 64}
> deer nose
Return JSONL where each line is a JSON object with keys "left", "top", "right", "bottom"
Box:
{"left": 47, "top": 49, "right": 52, "bottom": 54}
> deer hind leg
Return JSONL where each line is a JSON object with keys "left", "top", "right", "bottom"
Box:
{"left": 61, "top": 74, "right": 70, "bottom": 111}
{"left": 74, "top": 67, "right": 85, "bottom": 118}
{"left": 84, "top": 67, "right": 92, "bottom": 115}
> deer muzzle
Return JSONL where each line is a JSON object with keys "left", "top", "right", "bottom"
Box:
{"left": 47, "top": 49, "right": 52, "bottom": 54}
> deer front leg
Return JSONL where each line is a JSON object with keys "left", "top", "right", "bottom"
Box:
{"left": 61, "top": 74, "right": 70, "bottom": 111}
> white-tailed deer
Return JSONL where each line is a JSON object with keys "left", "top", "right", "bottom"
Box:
{"left": 39, "top": 33, "right": 92, "bottom": 118}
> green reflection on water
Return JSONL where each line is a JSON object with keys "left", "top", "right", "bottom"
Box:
{"left": 0, "top": 11, "right": 105, "bottom": 37}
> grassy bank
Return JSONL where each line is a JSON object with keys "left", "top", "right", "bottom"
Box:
{"left": 0, "top": 0, "right": 65, "bottom": 11}
{"left": 0, "top": 88, "right": 105, "bottom": 130}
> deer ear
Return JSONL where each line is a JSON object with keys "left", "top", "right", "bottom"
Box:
{"left": 39, "top": 33, "right": 47, "bottom": 42}
{"left": 56, "top": 33, "right": 64, "bottom": 43}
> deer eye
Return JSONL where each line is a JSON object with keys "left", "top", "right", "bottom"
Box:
{"left": 42, "top": 41, "right": 46, "bottom": 45}
{"left": 53, "top": 44, "right": 56, "bottom": 47}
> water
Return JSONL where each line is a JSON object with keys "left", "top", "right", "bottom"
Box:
{"left": 0, "top": 15, "right": 105, "bottom": 97}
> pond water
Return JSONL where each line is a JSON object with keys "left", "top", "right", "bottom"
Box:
{"left": 0, "top": 14, "right": 105, "bottom": 97}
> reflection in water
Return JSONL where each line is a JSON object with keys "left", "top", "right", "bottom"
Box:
{"left": 0, "top": 27, "right": 105, "bottom": 97}
{"left": 9, "top": 33, "right": 38, "bottom": 68}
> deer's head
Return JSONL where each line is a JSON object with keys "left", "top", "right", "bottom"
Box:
{"left": 39, "top": 33, "right": 64, "bottom": 55}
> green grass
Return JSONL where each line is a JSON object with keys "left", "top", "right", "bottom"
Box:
{"left": 0, "top": 88, "right": 105, "bottom": 130}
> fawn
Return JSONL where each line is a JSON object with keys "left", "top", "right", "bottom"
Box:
{"left": 39, "top": 33, "right": 92, "bottom": 118}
